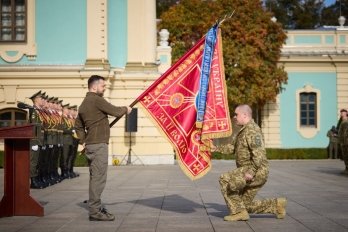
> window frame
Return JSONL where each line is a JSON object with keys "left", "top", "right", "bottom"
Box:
{"left": 296, "top": 84, "right": 321, "bottom": 139}
{"left": 299, "top": 92, "right": 317, "bottom": 128}
{"left": 0, "top": 0, "right": 35, "bottom": 62}
{"left": 0, "top": 107, "right": 28, "bottom": 127}
{"left": 0, "top": 0, "right": 27, "bottom": 43}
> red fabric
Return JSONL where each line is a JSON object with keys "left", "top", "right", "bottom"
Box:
{"left": 138, "top": 30, "right": 231, "bottom": 180}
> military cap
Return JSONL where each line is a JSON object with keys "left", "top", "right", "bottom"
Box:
{"left": 29, "top": 90, "right": 42, "bottom": 100}
{"left": 62, "top": 103, "right": 70, "bottom": 108}
{"left": 70, "top": 105, "right": 78, "bottom": 110}
{"left": 58, "top": 99, "right": 63, "bottom": 105}
{"left": 47, "top": 97, "right": 55, "bottom": 103}
{"left": 41, "top": 94, "right": 48, "bottom": 100}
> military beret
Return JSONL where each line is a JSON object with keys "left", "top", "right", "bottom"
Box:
{"left": 29, "top": 90, "right": 42, "bottom": 100}
{"left": 62, "top": 103, "right": 70, "bottom": 108}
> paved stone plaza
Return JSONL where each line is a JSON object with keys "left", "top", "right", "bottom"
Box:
{"left": 0, "top": 159, "right": 348, "bottom": 232}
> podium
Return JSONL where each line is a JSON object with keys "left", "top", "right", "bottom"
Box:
{"left": 0, "top": 124, "right": 44, "bottom": 217}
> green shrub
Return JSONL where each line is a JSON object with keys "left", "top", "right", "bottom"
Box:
{"left": 212, "top": 148, "right": 328, "bottom": 160}
{"left": 74, "top": 153, "right": 88, "bottom": 167}
{"left": 0, "top": 148, "right": 330, "bottom": 169}
{"left": 0, "top": 151, "right": 88, "bottom": 168}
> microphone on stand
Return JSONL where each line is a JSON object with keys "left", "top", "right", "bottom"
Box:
{"left": 17, "top": 102, "right": 33, "bottom": 109}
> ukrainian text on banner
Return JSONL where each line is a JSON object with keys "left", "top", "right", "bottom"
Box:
{"left": 137, "top": 27, "right": 231, "bottom": 180}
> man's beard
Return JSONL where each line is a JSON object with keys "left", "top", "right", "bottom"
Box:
{"left": 97, "top": 91, "right": 104, "bottom": 97}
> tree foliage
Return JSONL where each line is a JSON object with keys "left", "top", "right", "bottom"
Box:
{"left": 156, "top": 0, "right": 179, "bottom": 18}
{"left": 321, "top": 0, "right": 348, "bottom": 26}
{"left": 264, "top": 0, "right": 348, "bottom": 29}
{"left": 158, "top": 0, "right": 288, "bottom": 110}
{"left": 265, "top": 0, "right": 325, "bottom": 29}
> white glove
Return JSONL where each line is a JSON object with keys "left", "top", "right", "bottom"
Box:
{"left": 42, "top": 146, "right": 46, "bottom": 150}
{"left": 31, "top": 145, "right": 39, "bottom": 151}
{"left": 49, "top": 145, "right": 54, "bottom": 148}
{"left": 58, "top": 144, "right": 61, "bottom": 147}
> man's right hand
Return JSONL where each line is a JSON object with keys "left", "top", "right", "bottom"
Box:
{"left": 126, "top": 106, "right": 132, "bottom": 114}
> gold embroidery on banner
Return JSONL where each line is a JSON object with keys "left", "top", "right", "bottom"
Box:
{"left": 170, "top": 93, "right": 184, "bottom": 109}
{"left": 192, "top": 163, "right": 201, "bottom": 172}
{"left": 143, "top": 96, "right": 152, "bottom": 104}
{"left": 218, "top": 120, "right": 227, "bottom": 129}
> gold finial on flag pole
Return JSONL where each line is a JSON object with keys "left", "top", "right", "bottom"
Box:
{"left": 218, "top": 10, "right": 235, "bottom": 26}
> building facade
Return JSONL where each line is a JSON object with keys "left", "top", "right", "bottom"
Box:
{"left": 0, "top": 0, "right": 173, "bottom": 164}
{"left": 0, "top": 0, "right": 347, "bottom": 164}
{"left": 262, "top": 28, "right": 348, "bottom": 148}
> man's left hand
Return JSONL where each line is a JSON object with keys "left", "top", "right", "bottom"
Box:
{"left": 245, "top": 173, "right": 254, "bottom": 181}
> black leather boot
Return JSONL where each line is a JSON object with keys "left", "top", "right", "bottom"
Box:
{"left": 40, "top": 175, "right": 51, "bottom": 187}
{"left": 30, "top": 177, "right": 44, "bottom": 189}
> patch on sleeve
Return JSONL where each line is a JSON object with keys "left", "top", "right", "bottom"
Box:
{"left": 254, "top": 135, "right": 262, "bottom": 147}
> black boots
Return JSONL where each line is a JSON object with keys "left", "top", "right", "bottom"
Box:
{"left": 30, "top": 177, "right": 45, "bottom": 189}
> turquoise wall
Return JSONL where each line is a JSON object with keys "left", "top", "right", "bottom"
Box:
{"left": 108, "top": 0, "right": 127, "bottom": 68}
{"left": 35, "top": 0, "right": 86, "bottom": 64}
{"left": 280, "top": 72, "right": 337, "bottom": 148}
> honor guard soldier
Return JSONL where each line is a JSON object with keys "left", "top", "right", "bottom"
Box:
{"left": 60, "top": 103, "right": 74, "bottom": 179}
{"left": 28, "top": 91, "right": 46, "bottom": 189}
{"left": 37, "top": 93, "right": 50, "bottom": 187}
{"left": 68, "top": 105, "right": 80, "bottom": 178}
{"left": 50, "top": 98, "right": 63, "bottom": 183}
{"left": 41, "top": 96, "right": 57, "bottom": 186}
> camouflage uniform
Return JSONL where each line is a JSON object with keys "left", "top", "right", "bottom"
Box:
{"left": 219, "top": 119, "right": 278, "bottom": 215}
{"left": 338, "top": 118, "right": 348, "bottom": 172}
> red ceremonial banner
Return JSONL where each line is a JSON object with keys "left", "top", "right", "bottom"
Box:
{"left": 137, "top": 29, "right": 231, "bottom": 180}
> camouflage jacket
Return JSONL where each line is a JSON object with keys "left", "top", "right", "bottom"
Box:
{"left": 234, "top": 119, "right": 269, "bottom": 177}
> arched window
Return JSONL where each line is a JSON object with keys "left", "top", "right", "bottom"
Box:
{"left": 0, "top": 107, "right": 27, "bottom": 127}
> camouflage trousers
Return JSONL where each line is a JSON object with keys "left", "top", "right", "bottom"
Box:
{"left": 219, "top": 167, "right": 277, "bottom": 215}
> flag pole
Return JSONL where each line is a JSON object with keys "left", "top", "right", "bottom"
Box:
{"left": 109, "top": 100, "right": 138, "bottom": 128}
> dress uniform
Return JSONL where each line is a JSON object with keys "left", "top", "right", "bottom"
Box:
{"left": 68, "top": 105, "right": 80, "bottom": 178}
{"left": 29, "top": 91, "right": 46, "bottom": 189}
{"left": 61, "top": 103, "right": 74, "bottom": 179}
{"left": 49, "top": 98, "right": 63, "bottom": 183}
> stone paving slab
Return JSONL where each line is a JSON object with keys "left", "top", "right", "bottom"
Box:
{"left": 0, "top": 160, "right": 348, "bottom": 232}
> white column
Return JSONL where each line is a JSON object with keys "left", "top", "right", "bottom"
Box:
{"left": 157, "top": 29, "right": 172, "bottom": 73}
{"left": 85, "top": 0, "right": 109, "bottom": 69}
{"left": 127, "top": 0, "right": 157, "bottom": 69}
